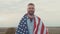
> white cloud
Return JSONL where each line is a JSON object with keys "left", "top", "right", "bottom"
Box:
{"left": 0, "top": 0, "right": 60, "bottom": 27}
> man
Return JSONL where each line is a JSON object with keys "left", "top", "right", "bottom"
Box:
{"left": 16, "top": 3, "right": 48, "bottom": 34}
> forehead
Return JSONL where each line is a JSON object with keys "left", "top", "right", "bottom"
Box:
{"left": 28, "top": 5, "right": 35, "bottom": 7}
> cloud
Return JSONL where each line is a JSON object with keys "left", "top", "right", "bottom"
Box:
{"left": 0, "top": 0, "right": 60, "bottom": 27}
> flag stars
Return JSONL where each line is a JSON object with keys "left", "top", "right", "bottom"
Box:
{"left": 23, "top": 30, "right": 25, "bottom": 33}
{"left": 25, "top": 26, "right": 27, "bottom": 29}
{"left": 17, "top": 30, "right": 20, "bottom": 32}
{"left": 21, "top": 29, "right": 23, "bottom": 31}
{"left": 20, "top": 24, "right": 22, "bottom": 27}
{"left": 20, "top": 32, "right": 22, "bottom": 34}
{"left": 23, "top": 24, "right": 25, "bottom": 27}
{"left": 20, "top": 22, "right": 23, "bottom": 25}
{"left": 22, "top": 20, "right": 24, "bottom": 23}
{"left": 16, "top": 16, "right": 29, "bottom": 34}
{"left": 19, "top": 28, "right": 21, "bottom": 29}
{"left": 24, "top": 18, "right": 26, "bottom": 20}
{"left": 23, "top": 33, "right": 24, "bottom": 34}
{"left": 22, "top": 17, "right": 24, "bottom": 19}
{"left": 26, "top": 30, "right": 28, "bottom": 33}
{"left": 24, "top": 22, "right": 26, "bottom": 24}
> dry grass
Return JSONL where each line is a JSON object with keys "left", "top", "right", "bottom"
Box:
{"left": 0, "top": 27, "right": 60, "bottom": 34}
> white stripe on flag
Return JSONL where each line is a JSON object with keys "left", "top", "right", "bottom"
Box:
{"left": 34, "top": 16, "right": 38, "bottom": 34}
{"left": 43, "top": 25, "right": 46, "bottom": 34}
{"left": 35, "top": 16, "right": 38, "bottom": 25}
{"left": 37, "top": 20, "right": 42, "bottom": 34}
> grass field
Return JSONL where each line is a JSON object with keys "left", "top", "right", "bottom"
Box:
{"left": 0, "top": 27, "right": 60, "bottom": 34}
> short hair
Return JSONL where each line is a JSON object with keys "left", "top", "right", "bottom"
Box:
{"left": 28, "top": 3, "right": 35, "bottom": 6}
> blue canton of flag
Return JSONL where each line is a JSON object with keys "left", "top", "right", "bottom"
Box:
{"left": 16, "top": 15, "right": 29, "bottom": 34}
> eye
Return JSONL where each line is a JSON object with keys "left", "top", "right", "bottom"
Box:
{"left": 28, "top": 7, "right": 34, "bottom": 9}
{"left": 28, "top": 8, "right": 31, "bottom": 9}
{"left": 32, "top": 8, "right": 34, "bottom": 9}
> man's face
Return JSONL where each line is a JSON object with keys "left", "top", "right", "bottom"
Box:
{"left": 27, "top": 5, "right": 35, "bottom": 15}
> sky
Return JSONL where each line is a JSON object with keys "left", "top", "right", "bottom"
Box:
{"left": 0, "top": 0, "right": 60, "bottom": 27}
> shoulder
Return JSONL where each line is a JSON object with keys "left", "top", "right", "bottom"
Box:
{"left": 35, "top": 15, "right": 41, "bottom": 19}
{"left": 21, "top": 14, "right": 27, "bottom": 20}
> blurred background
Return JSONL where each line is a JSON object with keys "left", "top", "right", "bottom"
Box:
{"left": 0, "top": 0, "right": 60, "bottom": 34}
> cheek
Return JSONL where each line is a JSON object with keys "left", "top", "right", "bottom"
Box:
{"left": 27, "top": 9, "right": 31, "bottom": 11}
{"left": 33, "top": 9, "right": 35, "bottom": 11}
{"left": 29, "top": 9, "right": 35, "bottom": 11}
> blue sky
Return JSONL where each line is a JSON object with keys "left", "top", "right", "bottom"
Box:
{"left": 0, "top": 0, "right": 60, "bottom": 27}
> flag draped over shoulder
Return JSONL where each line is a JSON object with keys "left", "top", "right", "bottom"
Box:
{"left": 16, "top": 14, "right": 48, "bottom": 34}
{"left": 34, "top": 16, "right": 48, "bottom": 34}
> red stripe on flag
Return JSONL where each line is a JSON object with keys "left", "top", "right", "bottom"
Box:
{"left": 34, "top": 17, "right": 36, "bottom": 31}
{"left": 40, "top": 23, "right": 44, "bottom": 34}
{"left": 34, "top": 17, "right": 40, "bottom": 34}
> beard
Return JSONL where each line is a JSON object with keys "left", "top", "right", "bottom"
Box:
{"left": 28, "top": 11, "right": 34, "bottom": 16}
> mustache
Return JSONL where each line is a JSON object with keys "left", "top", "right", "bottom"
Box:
{"left": 29, "top": 10, "right": 34, "bottom": 12}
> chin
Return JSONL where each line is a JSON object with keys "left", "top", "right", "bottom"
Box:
{"left": 29, "top": 13, "right": 34, "bottom": 15}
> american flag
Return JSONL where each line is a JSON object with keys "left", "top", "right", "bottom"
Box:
{"left": 16, "top": 14, "right": 48, "bottom": 34}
